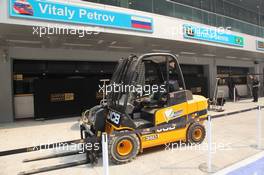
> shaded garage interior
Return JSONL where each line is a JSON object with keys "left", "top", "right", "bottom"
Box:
{"left": 181, "top": 64, "right": 208, "bottom": 97}
{"left": 13, "top": 60, "right": 208, "bottom": 120}
{"left": 217, "top": 66, "right": 251, "bottom": 99}
{"left": 13, "top": 60, "right": 116, "bottom": 119}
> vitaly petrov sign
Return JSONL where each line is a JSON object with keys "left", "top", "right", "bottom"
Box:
{"left": 9, "top": 0, "right": 153, "bottom": 33}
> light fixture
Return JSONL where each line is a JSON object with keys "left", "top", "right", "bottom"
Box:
{"left": 152, "top": 49, "right": 171, "bottom": 52}
{"left": 203, "top": 53, "right": 216, "bottom": 57}
{"left": 108, "top": 46, "right": 133, "bottom": 49}
{"left": 226, "top": 56, "right": 237, "bottom": 59}
{"left": 97, "top": 40, "right": 104, "bottom": 44}
{"left": 241, "top": 57, "right": 251, "bottom": 61}
{"left": 180, "top": 51, "right": 196, "bottom": 55}
{"left": 1, "top": 49, "right": 8, "bottom": 63}
{"left": 110, "top": 41, "right": 117, "bottom": 45}
{"left": 8, "top": 39, "right": 42, "bottom": 44}
{"left": 166, "top": 0, "right": 176, "bottom": 3}
{"left": 63, "top": 43, "right": 92, "bottom": 47}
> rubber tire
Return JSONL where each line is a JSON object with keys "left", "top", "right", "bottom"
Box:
{"left": 109, "top": 133, "right": 140, "bottom": 164}
{"left": 187, "top": 123, "right": 206, "bottom": 145}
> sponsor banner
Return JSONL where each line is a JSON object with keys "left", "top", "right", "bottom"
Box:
{"left": 183, "top": 24, "right": 244, "bottom": 47}
{"left": 9, "top": 0, "right": 153, "bottom": 33}
{"left": 50, "top": 93, "right": 74, "bottom": 102}
{"left": 256, "top": 40, "right": 264, "bottom": 51}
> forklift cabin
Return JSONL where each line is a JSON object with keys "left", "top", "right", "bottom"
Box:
{"left": 106, "top": 53, "right": 193, "bottom": 129}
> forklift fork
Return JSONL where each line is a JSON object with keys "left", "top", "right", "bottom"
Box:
{"left": 5, "top": 137, "right": 102, "bottom": 175}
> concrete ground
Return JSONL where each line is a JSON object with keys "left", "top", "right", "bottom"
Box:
{"left": 0, "top": 98, "right": 264, "bottom": 175}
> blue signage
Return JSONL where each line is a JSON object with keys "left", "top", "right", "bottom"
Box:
{"left": 256, "top": 40, "right": 264, "bottom": 51}
{"left": 183, "top": 24, "right": 244, "bottom": 47}
{"left": 9, "top": 0, "right": 153, "bottom": 33}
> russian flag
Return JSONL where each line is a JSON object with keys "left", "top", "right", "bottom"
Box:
{"left": 131, "top": 16, "right": 152, "bottom": 30}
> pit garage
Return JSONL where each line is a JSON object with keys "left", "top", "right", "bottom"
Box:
{"left": 181, "top": 64, "right": 208, "bottom": 97}
{"left": 217, "top": 66, "right": 252, "bottom": 99}
{"left": 13, "top": 59, "right": 116, "bottom": 120}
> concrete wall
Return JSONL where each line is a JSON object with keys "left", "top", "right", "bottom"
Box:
{"left": 9, "top": 47, "right": 131, "bottom": 61}
{"left": 0, "top": 49, "right": 13, "bottom": 123}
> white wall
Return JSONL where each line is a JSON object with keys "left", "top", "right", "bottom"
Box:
{"left": 9, "top": 47, "right": 130, "bottom": 61}
{"left": 0, "top": 49, "right": 13, "bottom": 123}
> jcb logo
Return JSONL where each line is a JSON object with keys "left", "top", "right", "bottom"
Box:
{"left": 107, "top": 111, "right": 121, "bottom": 125}
{"left": 157, "top": 126, "right": 176, "bottom": 133}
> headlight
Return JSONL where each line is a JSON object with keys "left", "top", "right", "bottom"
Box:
{"left": 81, "top": 106, "right": 100, "bottom": 125}
{"left": 88, "top": 111, "right": 96, "bottom": 124}
{"left": 81, "top": 110, "right": 90, "bottom": 124}
{"left": 81, "top": 109, "right": 95, "bottom": 125}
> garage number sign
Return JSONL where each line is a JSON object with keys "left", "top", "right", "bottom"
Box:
{"left": 9, "top": 0, "right": 153, "bottom": 33}
{"left": 257, "top": 40, "right": 264, "bottom": 51}
{"left": 183, "top": 24, "right": 244, "bottom": 47}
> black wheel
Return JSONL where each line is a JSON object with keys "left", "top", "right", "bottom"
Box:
{"left": 187, "top": 123, "right": 206, "bottom": 144}
{"left": 108, "top": 133, "right": 140, "bottom": 164}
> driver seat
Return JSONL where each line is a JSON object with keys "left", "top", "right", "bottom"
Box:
{"left": 133, "top": 118, "right": 153, "bottom": 129}
{"left": 142, "top": 91, "right": 166, "bottom": 108}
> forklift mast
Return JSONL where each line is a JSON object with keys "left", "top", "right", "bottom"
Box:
{"left": 107, "top": 53, "right": 186, "bottom": 114}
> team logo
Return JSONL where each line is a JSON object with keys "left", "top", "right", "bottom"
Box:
{"left": 185, "top": 26, "right": 195, "bottom": 37}
{"left": 164, "top": 109, "right": 183, "bottom": 122}
{"left": 235, "top": 37, "right": 243, "bottom": 45}
{"left": 13, "top": 0, "right": 34, "bottom": 16}
{"left": 257, "top": 41, "right": 264, "bottom": 50}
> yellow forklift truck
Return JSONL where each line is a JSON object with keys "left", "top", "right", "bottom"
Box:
{"left": 0, "top": 53, "right": 208, "bottom": 175}
{"left": 80, "top": 53, "right": 208, "bottom": 164}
